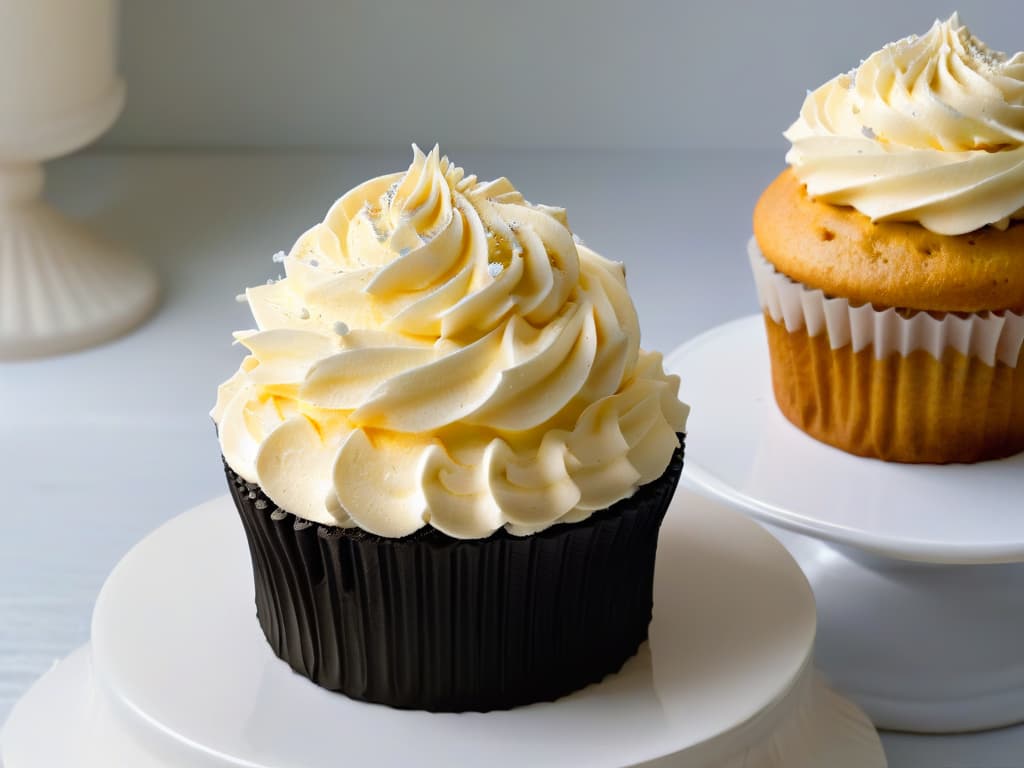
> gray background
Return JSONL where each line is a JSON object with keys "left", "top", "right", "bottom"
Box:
{"left": 107, "top": 0, "right": 1021, "bottom": 150}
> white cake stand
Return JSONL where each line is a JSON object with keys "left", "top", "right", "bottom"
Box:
{"left": 1, "top": 489, "right": 884, "bottom": 768}
{"left": 666, "top": 315, "right": 1024, "bottom": 735}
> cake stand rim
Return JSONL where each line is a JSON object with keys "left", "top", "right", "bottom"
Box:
{"left": 1, "top": 644, "right": 886, "bottom": 768}
{"left": 667, "top": 314, "right": 1024, "bottom": 566}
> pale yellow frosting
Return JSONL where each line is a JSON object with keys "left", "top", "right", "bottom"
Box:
{"left": 785, "top": 13, "right": 1024, "bottom": 235}
{"left": 213, "top": 146, "right": 688, "bottom": 539}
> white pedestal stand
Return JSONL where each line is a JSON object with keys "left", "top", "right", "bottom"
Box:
{"left": 1, "top": 490, "right": 884, "bottom": 768}
{"left": 666, "top": 316, "right": 1024, "bottom": 745}
{"left": 0, "top": 0, "right": 158, "bottom": 359}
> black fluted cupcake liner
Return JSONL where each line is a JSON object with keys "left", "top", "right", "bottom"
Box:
{"left": 226, "top": 436, "right": 684, "bottom": 712}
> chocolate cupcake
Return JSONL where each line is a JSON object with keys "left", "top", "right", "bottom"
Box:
{"left": 212, "top": 145, "right": 689, "bottom": 711}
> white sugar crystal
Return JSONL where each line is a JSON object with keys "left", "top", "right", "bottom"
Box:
{"left": 271, "top": 251, "right": 287, "bottom": 263}
{"left": 299, "top": 307, "right": 310, "bottom": 320}
{"left": 333, "top": 321, "right": 350, "bottom": 336}
{"left": 487, "top": 262, "right": 503, "bottom": 278}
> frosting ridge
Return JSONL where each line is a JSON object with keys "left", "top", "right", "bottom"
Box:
{"left": 785, "top": 13, "right": 1024, "bottom": 235}
{"left": 213, "top": 146, "right": 687, "bottom": 538}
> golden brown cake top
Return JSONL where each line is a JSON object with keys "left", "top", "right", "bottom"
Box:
{"left": 753, "top": 170, "right": 1024, "bottom": 313}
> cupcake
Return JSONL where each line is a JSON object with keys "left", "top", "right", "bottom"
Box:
{"left": 752, "top": 14, "right": 1024, "bottom": 464}
{"left": 212, "top": 145, "right": 689, "bottom": 711}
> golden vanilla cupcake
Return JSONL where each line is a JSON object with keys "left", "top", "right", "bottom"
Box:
{"left": 213, "top": 146, "right": 688, "bottom": 711}
{"left": 752, "top": 13, "right": 1024, "bottom": 463}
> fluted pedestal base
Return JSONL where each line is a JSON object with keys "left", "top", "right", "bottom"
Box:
{"left": 0, "top": 166, "right": 158, "bottom": 359}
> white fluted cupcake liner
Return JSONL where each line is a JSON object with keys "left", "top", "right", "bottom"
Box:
{"left": 748, "top": 238, "right": 1024, "bottom": 367}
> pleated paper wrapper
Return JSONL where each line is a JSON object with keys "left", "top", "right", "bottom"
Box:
{"left": 749, "top": 239, "right": 1024, "bottom": 463}
{"left": 226, "top": 437, "right": 684, "bottom": 712}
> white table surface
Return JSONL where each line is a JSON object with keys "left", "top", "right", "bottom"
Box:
{"left": 0, "top": 147, "right": 1014, "bottom": 766}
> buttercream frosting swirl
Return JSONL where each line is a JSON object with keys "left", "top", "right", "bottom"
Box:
{"left": 213, "top": 146, "right": 688, "bottom": 539}
{"left": 785, "top": 13, "right": 1024, "bottom": 235}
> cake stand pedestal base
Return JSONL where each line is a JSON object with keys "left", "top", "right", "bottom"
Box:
{"left": 765, "top": 523, "right": 1024, "bottom": 733}
{"left": 0, "top": 163, "right": 158, "bottom": 360}
{"left": 667, "top": 315, "right": 1024, "bottom": 734}
{"left": 1, "top": 490, "right": 884, "bottom": 768}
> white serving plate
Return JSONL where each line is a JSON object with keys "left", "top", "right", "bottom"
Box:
{"left": 1, "top": 489, "right": 883, "bottom": 768}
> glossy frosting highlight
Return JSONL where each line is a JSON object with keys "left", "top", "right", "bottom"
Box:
{"left": 785, "top": 13, "right": 1024, "bottom": 235}
{"left": 213, "top": 146, "right": 688, "bottom": 538}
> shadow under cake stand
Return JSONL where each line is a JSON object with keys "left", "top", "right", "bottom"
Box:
{"left": 667, "top": 315, "right": 1024, "bottom": 740}
{"left": 1, "top": 488, "right": 883, "bottom": 768}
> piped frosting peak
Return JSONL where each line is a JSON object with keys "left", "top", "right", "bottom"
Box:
{"left": 785, "top": 14, "right": 1024, "bottom": 235}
